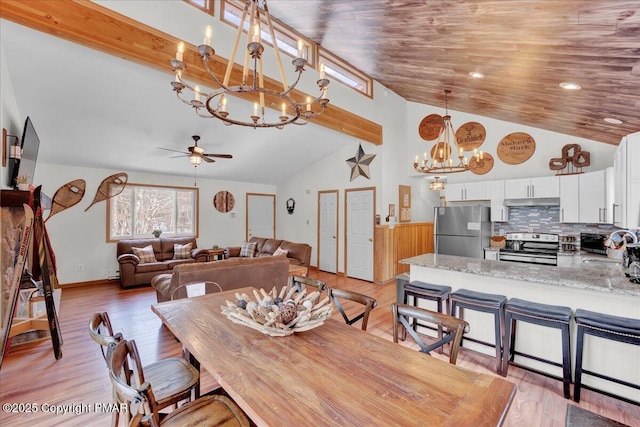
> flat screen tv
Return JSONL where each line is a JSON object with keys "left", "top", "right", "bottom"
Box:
{"left": 9, "top": 116, "right": 40, "bottom": 189}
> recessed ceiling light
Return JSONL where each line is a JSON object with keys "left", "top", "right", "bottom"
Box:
{"left": 604, "top": 117, "right": 623, "bottom": 125}
{"left": 559, "top": 82, "right": 581, "bottom": 90}
{"left": 469, "top": 71, "right": 485, "bottom": 79}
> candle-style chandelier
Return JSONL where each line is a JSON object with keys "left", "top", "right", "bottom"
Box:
{"left": 170, "top": 0, "right": 330, "bottom": 129}
{"left": 413, "top": 89, "right": 482, "bottom": 174}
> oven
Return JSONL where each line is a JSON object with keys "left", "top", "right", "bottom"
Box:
{"left": 499, "top": 232, "right": 559, "bottom": 266}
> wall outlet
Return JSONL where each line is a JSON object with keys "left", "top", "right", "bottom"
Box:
{"left": 77, "top": 264, "right": 84, "bottom": 272}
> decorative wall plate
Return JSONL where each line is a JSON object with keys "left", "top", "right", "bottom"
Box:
{"left": 455, "top": 122, "right": 486, "bottom": 151}
{"left": 430, "top": 141, "right": 452, "bottom": 162}
{"left": 497, "top": 132, "right": 535, "bottom": 165}
{"left": 418, "top": 114, "right": 444, "bottom": 141}
{"left": 213, "top": 190, "right": 235, "bottom": 213}
{"left": 469, "top": 152, "right": 494, "bottom": 175}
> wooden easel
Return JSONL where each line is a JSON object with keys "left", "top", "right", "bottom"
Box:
{"left": 0, "top": 188, "right": 62, "bottom": 365}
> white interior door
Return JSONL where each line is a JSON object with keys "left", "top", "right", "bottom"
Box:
{"left": 346, "top": 188, "right": 374, "bottom": 281}
{"left": 318, "top": 190, "right": 338, "bottom": 273}
{"left": 246, "top": 193, "right": 275, "bottom": 240}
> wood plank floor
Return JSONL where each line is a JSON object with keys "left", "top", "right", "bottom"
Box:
{"left": 1, "top": 270, "right": 638, "bottom": 426}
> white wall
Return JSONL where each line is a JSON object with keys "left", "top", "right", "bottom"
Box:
{"left": 0, "top": 44, "right": 22, "bottom": 189}
{"left": 37, "top": 162, "right": 275, "bottom": 284}
{"left": 406, "top": 101, "right": 617, "bottom": 185}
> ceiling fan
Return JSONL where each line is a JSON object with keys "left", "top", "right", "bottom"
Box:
{"left": 158, "top": 135, "right": 232, "bottom": 167}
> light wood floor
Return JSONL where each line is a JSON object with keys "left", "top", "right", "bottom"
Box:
{"left": 1, "top": 270, "right": 638, "bottom": 426}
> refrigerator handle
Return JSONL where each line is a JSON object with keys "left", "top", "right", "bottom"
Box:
{"left": 433, "top": 209, "right": 438, "bottom": 254}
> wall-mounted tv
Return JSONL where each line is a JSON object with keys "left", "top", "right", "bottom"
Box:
{"left": 9, "top": 116, "right": 40, "bottom": 189}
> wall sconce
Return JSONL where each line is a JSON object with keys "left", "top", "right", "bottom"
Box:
{"left": 286, "top": 198, "right": 296, "bottom": 214}
{"left": 2, "top": 128, "right": 20, "bottom": 167}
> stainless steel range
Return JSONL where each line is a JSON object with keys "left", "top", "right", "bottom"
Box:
{"left": 499, "top": 232, "right": 559, "bottom": 266}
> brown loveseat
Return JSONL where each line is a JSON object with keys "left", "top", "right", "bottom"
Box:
{"left": 151, "top": 256, "right": 290, "bottom": 303}
{"left": 117, "top": 237, "right": 208, "bottom": 288}
{"left": 224, "top": 236, "right": 311, "bottom": 267}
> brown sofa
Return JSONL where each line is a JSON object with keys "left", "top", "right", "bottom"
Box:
{"left": 151, "top": 256, "right": 290, "bottom": 303}
{"left": 224, "top": 236, "right": 311, "bottom": 267}
{"left": 117, "top": 237, "right": 208, "bottom": 288}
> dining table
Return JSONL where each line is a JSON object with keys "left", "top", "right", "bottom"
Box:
{"left": 151, "top": 287, "right": 516, "bottom": 426}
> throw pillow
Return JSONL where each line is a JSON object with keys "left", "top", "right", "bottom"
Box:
{"left": 173, "top": 242, "right": 193, "bottom": 260}
{"left": 273, "top": 246, "right": 289, "bottom": 257}
{"left": 132, "top": 245, "right": 157, "bottom": 263}
{"left": 239, "top": 241, "right": 257, "bottom": 258}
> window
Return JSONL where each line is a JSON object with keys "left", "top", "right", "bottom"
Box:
{"left": 108, "top": 183, "right": 199, "bottom": 241}
{"left": 221, "top": 0, "right": 316, "bottom": 68}
{"left": 319, "top": 49, "right": 373, "bottom": 98}
{"left": 183, "top": 0, "right": 214, "bottom": 15}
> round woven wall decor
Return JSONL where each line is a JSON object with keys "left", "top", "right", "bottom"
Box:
{"left": 418, "top": 114, "right": 444, "bottom": 141}
{"left": 213, "top": 190, "right": 235, "bottom": 213}
{"left": 497, "top": 132, "right": 535, "bottom": 165}
{"left": 455, "top": 122, "right": 486, "bottom": 151}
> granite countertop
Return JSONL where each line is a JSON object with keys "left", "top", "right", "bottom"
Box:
{"left": 400, "top": 253, "right": 640, "bottom": 296}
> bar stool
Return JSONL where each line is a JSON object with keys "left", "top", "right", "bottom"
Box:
{"left": 574, "top": 309, "right": 640, "bottom": 403}
{"left": 502, "top": 298, "right": 572, "bottom": 399}
{"left": 450, "top": 288, "right": 506, "bottom": 375}
{"left": 402, "top": 281, "right": 452, "bottom": 351}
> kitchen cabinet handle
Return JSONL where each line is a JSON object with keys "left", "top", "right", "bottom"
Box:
{"left": 526, "top": 185, "right": 530, "bottom": 198}
{"left": 598, "top": 208, "right": 602, "bottom": 222}
{"left": 531, "top": 185, "right": 535, "bottom": 198}
{"left": 612, "top": 203, "right": 618, "bottom": 225}
{"left": 603, "top": 207, "right": 607, "bottom": 223}
{"left": 561, "top": 208, "right": 564, "bottom": 222}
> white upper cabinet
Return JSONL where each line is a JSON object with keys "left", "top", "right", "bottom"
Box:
{"left": 624, "top": 133, "right": 640, "bottom": 228}
{"left": 613, "top": 137, "right": 627, "bottom": 227}
{"left": 445, "top": 182, "right": 488, "bottom": 201}
{"left": 559, "top": 175, "right": 579, "bottom": 223}
{"left": 578, "top": 169, "right": 608, "bottom": 224}
{"left": 487, "top": 180, "right": 506, "bottom": 222}
{"left": 504, "top": 176, "right": 559, "bottom": 199}
{"left": 612, "top": 134, "right": 639, "bottom": 229}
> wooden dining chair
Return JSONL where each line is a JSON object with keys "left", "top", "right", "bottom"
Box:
{"left": 291, "top": 275, "right": 327, "bottom": 293}
{"left": 89, "top": 312, "right": 200, "bottom": 426}
{"left": 108, "top": 339, "right": 250, "bottom": 427}
{"left": 328, "top": 287, "right": 377, "bottom": 331}
{"left": 391, "top": 303, "right": 469, "bottom": 365}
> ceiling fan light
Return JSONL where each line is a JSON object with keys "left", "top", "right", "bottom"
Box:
{"left": 189, "top": 153, "right": 202, "bottom": 166}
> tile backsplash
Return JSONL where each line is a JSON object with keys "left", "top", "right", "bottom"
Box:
{"left": 493, "top": 206, "right": 619, "bottom": 237}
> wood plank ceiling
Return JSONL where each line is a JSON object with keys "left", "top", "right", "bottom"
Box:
{"left": 268, "top": 0, "right": 640, "bottom": 145}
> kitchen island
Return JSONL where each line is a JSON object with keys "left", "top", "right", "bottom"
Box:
{"left": 400, "top": 253, "right": 639, "bottom": 402}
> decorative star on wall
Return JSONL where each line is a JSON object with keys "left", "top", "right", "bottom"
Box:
{"left": 345, "top": 143, "right": 376, "bottom": 181}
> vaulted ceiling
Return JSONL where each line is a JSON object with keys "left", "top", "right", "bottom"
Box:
{"left": 267, "top": 0, "right": 640, "bottom": 145}
{"left": 1, "top": 1, "right": 639, "bottom": 186}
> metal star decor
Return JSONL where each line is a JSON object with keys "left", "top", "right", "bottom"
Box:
{"left": 346, "top": 143, "right": 376, "bottom": 181}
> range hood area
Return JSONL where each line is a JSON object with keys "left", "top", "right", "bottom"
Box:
{"left": 503, "top": 197, "right": 561, "bottom": 207}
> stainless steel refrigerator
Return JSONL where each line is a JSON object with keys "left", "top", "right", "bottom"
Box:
{"left": 434, "top": 205, "right": 491, "bottom": 258}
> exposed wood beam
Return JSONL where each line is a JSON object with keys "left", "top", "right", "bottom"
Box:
{"left": 0, "top": 0, "right": 383, "bottom": 145}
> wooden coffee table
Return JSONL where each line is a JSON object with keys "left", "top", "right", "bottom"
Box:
{"left": 288, "top": 264, "right": 308, "bottom": 277}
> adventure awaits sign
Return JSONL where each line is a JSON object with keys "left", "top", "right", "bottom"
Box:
{"left": 497, "top": 132, "right": 536, "bottom": 165}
